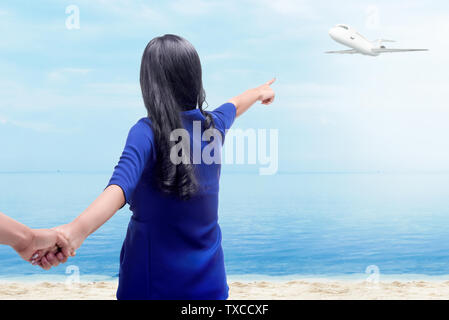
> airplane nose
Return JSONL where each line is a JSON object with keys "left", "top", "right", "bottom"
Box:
{"left": 328, "top": 28, "right": 336, "bottom": 38}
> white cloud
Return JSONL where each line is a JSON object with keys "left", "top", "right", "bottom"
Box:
{"left": 249, "top": 0, "right": 316, "bottom": 17}
{"left": 279, "top": 82, "right": 343, "bottom": 97}
{"left": 0, "top": 78, "right": 142, "bottom": 112}
{"left": 170, "top": 0, "right": 227, "bottom": 15}
{"left": 86, "top": 82, "right": 140, "bottom": 95}
{"left": 273, "top": 82, "right": 348, "bottom": 109}
{"left": 47, "top": 68, "right": 91, "bottom": 81}
{"left": 202, "top": 51, "right": 243, "bottom": 62}
{"left": 75, "top": 0, "right": 168, "bottom": 25}
{"left": 0, "top": 114, "right": 59, "bottom": 132}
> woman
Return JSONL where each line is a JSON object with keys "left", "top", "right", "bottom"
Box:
{"left": 36, "top": 34, "right": 275, "bottom": 299}
{"left": 0, "top": 211, "right": 69, "bottom": 264}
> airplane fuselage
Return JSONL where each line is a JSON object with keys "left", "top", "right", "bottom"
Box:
{"left": 328, "top": 25, "right": 379, "bottom": 56}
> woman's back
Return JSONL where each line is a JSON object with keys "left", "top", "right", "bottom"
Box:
{"left": 108, "top": 103, "right": 236, "bottom": 299}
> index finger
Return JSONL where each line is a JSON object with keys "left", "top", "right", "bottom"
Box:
{"left": 266, "top": 77, "right": 276, "bottom": 86}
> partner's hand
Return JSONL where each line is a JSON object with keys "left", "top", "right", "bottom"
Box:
{"left": 13, "top": 229, "right": 70, "bottom": 268}
{"left": 38, "top": 223, "right": 83, "bottom": 269}
{"left": 257, "top": 78, "right": 276, "bottom": 105}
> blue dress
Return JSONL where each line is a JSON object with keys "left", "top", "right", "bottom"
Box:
{"left": 107, "top": 102, "right": 236, "bottom": 300}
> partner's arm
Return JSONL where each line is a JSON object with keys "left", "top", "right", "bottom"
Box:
{"left": 0, "top": 212, "right": 68, "bottom": 263}
{"left": 228, "top": 78, "right": 276, "bottom": 117}
{"left": 0, "top": 212, "right": 34, "bottom": 252}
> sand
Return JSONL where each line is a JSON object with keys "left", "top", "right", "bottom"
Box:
{"left": 1, "top": 279, "right": 449, "bottom": 299}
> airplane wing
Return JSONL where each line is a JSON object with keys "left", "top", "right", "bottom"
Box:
{"left": 324, "top": 49, "right": 358, "bottom": 54}
{"left": 372, "top": 48, "right": 428, "bottom": 53}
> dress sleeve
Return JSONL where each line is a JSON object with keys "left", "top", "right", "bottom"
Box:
{"left": 210, "top": 102, "right": 237, "bottom": 134}
{"left": 106, "top": 119, "right": 155, "bottom": 204}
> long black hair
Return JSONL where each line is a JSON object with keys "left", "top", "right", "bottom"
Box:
{"left": 140, "top": 34, "right": 213, "bottom": 200}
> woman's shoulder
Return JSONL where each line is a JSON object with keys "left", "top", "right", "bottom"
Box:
{"left": 127, "top": 117, "right": 155, "bottom": 143}
{"left": 133, "top": 117, "right": 153, "bottom": 131}
{"left": 209, "top": 102, "right": 237, "bottom": 132}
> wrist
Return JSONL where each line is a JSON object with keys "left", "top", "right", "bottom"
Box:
{"left": 67, "top": 219, "right": 89, "bottom": 246}
{"left": 11, "top": 226, "right": 34, "bottom": 253}
{"left": 253, "top": 87, "right": 263, "bottom": 101}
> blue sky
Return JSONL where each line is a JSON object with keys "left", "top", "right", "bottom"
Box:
{"left": 0, "top": 0, "right": 449, "bottom": 173}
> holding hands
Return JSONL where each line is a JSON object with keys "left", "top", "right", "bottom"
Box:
{"left": 17, "top": 228, "right": 73, "bottom": 269}
{"left": 30, "top": 184, "right": 126, "bottom": 269}
{"left": 35, "top": 224, "right": 82, "bottom": 269}
{"left": 0, "top": 212, "right": 75, "bottom": 269}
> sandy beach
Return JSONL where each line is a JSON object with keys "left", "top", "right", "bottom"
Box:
{"left": 1, "top": 279, "right": 449, "bottom": 300}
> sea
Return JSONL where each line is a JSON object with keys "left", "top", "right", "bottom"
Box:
{"left": 1, "top": 171, "right": 449, "bottom": 282}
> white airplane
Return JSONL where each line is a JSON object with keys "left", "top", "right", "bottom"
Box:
{"left": 326, "top": 24, "right": 428, "bottom": 56}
